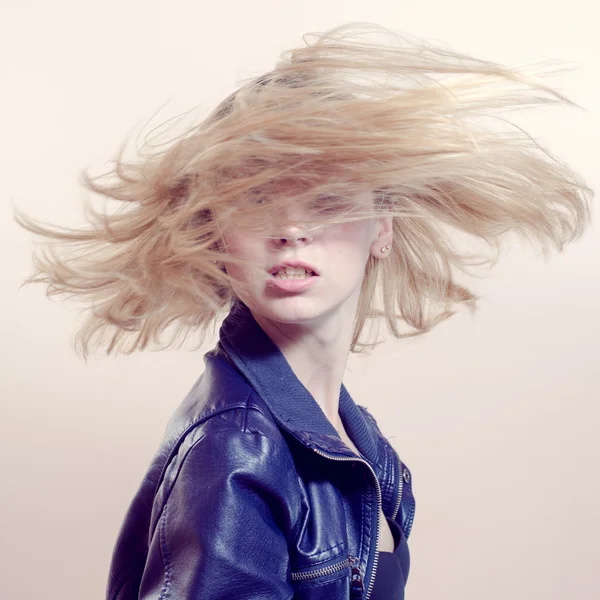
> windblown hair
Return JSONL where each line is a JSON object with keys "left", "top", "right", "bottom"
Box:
{"left": 16, "top": 23, "right": 592, "bottom": 357}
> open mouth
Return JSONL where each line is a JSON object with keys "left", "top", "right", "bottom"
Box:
{"left": 271, "top": 267, "right": 317, "bottom": 280}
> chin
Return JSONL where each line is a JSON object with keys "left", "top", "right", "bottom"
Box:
{"left": 250, "top": 295, "right": 330, "bottom": 325}
{"left": 268, "top": 301, "right": 325, "bottom": 324}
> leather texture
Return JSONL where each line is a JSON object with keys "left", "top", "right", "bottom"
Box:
{"left": 106, "top": 300, "right": 415, "bottom": 600}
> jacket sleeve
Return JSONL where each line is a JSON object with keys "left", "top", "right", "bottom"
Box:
{"left": 139, "top": 428, "right": 300, "bottom": 600}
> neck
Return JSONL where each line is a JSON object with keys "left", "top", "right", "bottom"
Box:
{"left": 252, "top": 303, "right": 357, "bottom": 431}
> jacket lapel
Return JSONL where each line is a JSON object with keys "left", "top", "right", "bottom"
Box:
{"left": 218, "top": 300, "right": 379, "bottom": 464}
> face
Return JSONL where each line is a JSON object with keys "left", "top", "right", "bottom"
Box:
{"left": 222, "top": 191, "right": 392, "bottom": 332}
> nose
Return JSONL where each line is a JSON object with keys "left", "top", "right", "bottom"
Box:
{"left": 272, "top": 206, "right": 314, "bottom": 249}
{"left": 274, "top": 224, "right": 314, "bottom": 249}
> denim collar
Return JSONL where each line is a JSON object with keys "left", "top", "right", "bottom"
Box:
{"left": 218, "top": 299, "right": 379, "bottom": 463}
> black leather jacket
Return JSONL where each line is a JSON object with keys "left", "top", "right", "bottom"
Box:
{"left": 106, "top": 301, "right": 415, "bottom": 600}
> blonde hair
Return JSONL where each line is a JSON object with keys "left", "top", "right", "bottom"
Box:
{"left": 15, "top": 23, "right": 592, "bottom": 357}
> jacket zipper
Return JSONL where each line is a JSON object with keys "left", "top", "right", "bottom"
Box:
{"left": 291, "top": 555, "right": 358, "bottom": 582}
{"left": 349, "top": 555, "right": 364, "bottom": 600}
{"left": 311, "top": 447, "right": 382, "bottom": 600}
{"left": 391, "top": 451, "right": 403, "bottom": 522}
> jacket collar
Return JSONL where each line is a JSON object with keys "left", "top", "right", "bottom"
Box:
{"left": 218, "top": 299, "right": 379, "bottom": 464}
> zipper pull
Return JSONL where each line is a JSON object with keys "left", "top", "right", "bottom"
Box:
{"left": 349, "top": 556, "right": 364, "bottom": 599}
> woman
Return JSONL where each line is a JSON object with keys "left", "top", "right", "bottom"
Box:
{"left": 16, "top": 23, "right": 592, "bottom": 600}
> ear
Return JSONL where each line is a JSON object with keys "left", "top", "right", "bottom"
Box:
{"left": 369, "top": 212, "right": 393, "bottom": 259}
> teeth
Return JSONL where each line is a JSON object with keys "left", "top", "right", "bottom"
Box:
{"left": 273, "top": 267, "right": 314, "bottom": 279}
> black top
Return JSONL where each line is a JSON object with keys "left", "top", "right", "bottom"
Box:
{"left": 370, "top": 518, "right": 410, "bottom": 600}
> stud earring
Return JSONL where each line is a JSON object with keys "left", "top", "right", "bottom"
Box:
{"left": 380, "top": 243, "right": 392, "bottom": 253}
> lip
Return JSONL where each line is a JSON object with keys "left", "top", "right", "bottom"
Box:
{"left": 267, "top": 260, "right": 320, "bottom": 276}
{"left": 266, "top": 260, "right": 320, "bottom": 293}
{"left": 266, "top": 276, "right": 319, "bottom": 293}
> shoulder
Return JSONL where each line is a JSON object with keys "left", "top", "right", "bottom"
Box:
{"left": 147, "top": 348, "right": 301, "bottom": 530}
{"left": 157, "top": 348, "right": 294, "bottom": 486}
{"left": 165, "top": 347, "right": 284, "bottom": 445}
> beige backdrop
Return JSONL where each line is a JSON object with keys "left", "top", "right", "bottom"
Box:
{"left": 2, "top": 1, "right": 599, "bottom": 599}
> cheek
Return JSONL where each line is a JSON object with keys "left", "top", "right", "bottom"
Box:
{"left": 322, "top": 225, "right": 374, "bottom": 285}
{"left": 223, "top": 233, "right": 245, "bottom": 255}
{"left": 222, "top": 234, "right": 263, "bottom": 281}
{"left": 328, "top": 221, "right": 374, "bottom": 255}
{"left": 224, "top": 234, "right": 258, "bottom": 261}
